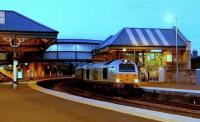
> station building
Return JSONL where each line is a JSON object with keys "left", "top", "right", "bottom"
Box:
{"left": 0, "top": 10, "right": 194, "bottom": 83}
{"left": 93, "top": 28, "right": 193, "bottom": 83}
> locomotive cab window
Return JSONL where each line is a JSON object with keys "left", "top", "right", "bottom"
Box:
{"left": 103, "top": 68, "right": 107, "bottom": 79}
{"left": 119, "top": 64, "right": 135, "bottom": 72}
{"left": 86, "top": 69, "right": 90, "bottom": 79}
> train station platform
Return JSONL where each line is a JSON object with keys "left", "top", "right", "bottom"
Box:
{"left": 139, "top": 82, "right": 200, "bottom": 90}
{"left": 0, "top": 82, "right": 155, "bottom": 122}
{"left": 139, "top": 82, "right": 200, "bottom": 94}
{"left": 1, "top": 79, "right": 200, "bottom": 122}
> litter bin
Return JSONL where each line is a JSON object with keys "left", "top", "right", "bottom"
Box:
{"left": 195, "top": 69, "right": 200, "bottom": 85}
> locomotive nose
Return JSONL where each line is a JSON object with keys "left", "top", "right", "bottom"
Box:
{"left": 116, "top": 78, "right": 120, "bottom": 83}
{"left": 134, "top": 79, "right": 139, "bottom": 83}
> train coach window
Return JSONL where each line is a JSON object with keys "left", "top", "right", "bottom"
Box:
{"left": 86, "top": 69, "right": 90, "bottom": 79}
{"left": 119, "top": 64, "right": 135, "bottom": 72}
{"left": 103, "top": 68, "right": 108, "bottom": 79}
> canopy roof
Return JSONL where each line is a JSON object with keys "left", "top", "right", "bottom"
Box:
{"left": 56, "top": 39, "right": 102, "bottom": 44}
{"left": 0, "top": 10, "right": 58, "bottom": 34}
{"left": 0, "top": 10, "right": 58, "bottom": 62}
{"left": 99, "top": 27, "right": 189, "bottom": 49}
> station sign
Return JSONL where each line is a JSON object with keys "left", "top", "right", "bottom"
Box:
{"left": 151, "top": 50, "right": 162, "bottom": 53}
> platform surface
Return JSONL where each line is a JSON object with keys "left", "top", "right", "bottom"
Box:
{"left": 139, "top": 82, "right": 200, "bottom": 90}
{"left": 0, "top": 84, "right": 155, "bottom": 122}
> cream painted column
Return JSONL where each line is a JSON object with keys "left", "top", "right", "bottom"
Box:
{"left": 12, "top": 45, "right": 18, "bottom": 89}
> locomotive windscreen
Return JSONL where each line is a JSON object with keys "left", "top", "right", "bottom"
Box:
{"left": 119, "top": 64, "right": 135, "bottom": 72}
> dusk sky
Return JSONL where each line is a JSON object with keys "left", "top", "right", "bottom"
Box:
{"left": 1, "top": 0, "right": 200, "bottom": 51}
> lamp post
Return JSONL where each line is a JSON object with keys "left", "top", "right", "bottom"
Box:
{"left": 164, "top": 15, "right": 179, "bottom": 86}
{"left": 75, "top": 44, "right": 78, "bottom": 67}
{"left": 175, "top": 18, "right": 179, "bottom": 87}
{"left": 3, "top": 36, "right": 25, "bottom": 89}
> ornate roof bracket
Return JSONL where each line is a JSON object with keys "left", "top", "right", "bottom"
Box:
{"left": 2, "top": 36, "right": 28, "bottom": 48}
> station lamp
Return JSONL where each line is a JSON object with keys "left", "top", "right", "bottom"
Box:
{"left": 164, "top": 14, "right": 179, "bottom": 86}
{"left": 122, "top": 48, "right": 127, "bottom": 52}
{"left": 0, "top": 66, "right": 3, "bottom": 70}
{"left": 124, "top": 59, "right": 128, "bottom": 63}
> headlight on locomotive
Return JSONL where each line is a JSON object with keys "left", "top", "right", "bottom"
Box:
{"left": 133, "top": 79, "right": 139, "bottom": 83}
{"left": 116, "top": 78, "right": 120, "bottom": 83}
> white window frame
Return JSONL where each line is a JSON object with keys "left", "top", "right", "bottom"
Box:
{"left": 166, "top": 54, "right": 173, "bottom": 62}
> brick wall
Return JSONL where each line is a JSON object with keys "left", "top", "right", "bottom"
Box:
{"left": 165, "top": 69, "right": 196, "bottom": 84}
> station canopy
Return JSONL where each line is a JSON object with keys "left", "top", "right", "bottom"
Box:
{"left": 98, "top": 27, "right": 189, "bottom": 50}
{"left": 0, "top": 10, "right": 58, "bottom": 62}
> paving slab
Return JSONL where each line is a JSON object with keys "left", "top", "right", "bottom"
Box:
{"left": 0, "top": 84, "right": 155, "bottom": 122}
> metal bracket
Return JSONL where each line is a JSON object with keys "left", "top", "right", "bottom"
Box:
{"left": 2, "top": 36, "right": 28, "bottom": 47}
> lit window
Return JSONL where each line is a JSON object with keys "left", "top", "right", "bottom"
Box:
{"left": 150, "top": 53, "right": 155, "bottom": 60}
{"left": 0, "top": 11, "right": 5, "bottom": 24}
{"left": 166, "top": 54, "right": 172, "bottom": 62}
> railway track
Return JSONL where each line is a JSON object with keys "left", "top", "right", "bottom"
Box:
{"left": 38, "top": 79, "right": 200, "bottom": 118}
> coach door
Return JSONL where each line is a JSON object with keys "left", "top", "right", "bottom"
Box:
{"left": 82, "top": 69, "right": 85, "bottom": 80}
{"left": 93, "top": 69, "right": 98, "bottom": 80}
{"left": 103, "top": 68, "right": 108, "bottom": 80}
{"left": 86, "top": 69, "right": 90, "bottom": 80}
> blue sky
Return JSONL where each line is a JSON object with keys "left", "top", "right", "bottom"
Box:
{"left": 1, "top": 0, "right": 200, "bottom": 51}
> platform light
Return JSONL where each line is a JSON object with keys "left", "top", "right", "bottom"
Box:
{"left": 116, "top": 78, "right": 120, "bottom": 83}
{"left": 164, "top": 13, "right": 179, "bottom": 86}
{"left": 0, "top": 66, "right": 3, "bottom": 70}
{"left": 164, "top": 13, "right": 175, "bottom": 24}
{"left": 8, "top": 64, "right": 12, "bottom": 67}
{"left": 124, "top": 59, "right": 128, "bottom": 63}
{"left": 122, "top": 48, "right": 127, "bottom": 52}
{"left": 25, "top": 63, "right": 28, "bottom": 66}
